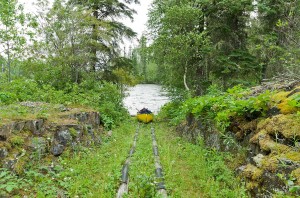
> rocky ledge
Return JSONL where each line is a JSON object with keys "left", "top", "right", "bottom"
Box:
{"left": 177, "top": 80, "right": 300, "bottom": 197}
{"left": 0, "top": 102, "right": 102, "bottom": 174}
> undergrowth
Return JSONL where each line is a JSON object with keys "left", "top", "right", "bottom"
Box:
{"left": 0, "top": 79, "right": 128, "bottom": 129}
{"left": 0, "top": 119, "right": 136, "bottom": 197}
{"left": 160, "top": 85, "right": 272, "bottom": 132}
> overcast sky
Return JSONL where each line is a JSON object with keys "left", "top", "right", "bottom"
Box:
{"left": 19, "top": 0, "right": 152, "bottom": 49}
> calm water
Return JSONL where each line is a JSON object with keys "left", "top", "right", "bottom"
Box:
{"left": 123, "top": 84, "right": 170, "bottom": 115}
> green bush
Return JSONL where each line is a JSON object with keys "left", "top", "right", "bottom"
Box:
{"left": 0, "top": 79, "right": 128, "bottom": 128}
{"left": 161, "top": 84, "right": 271, "bottom": 132}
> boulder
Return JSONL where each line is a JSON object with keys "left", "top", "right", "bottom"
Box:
{"left": 0, "top": 148, "right": 8, "bottom": 159}
{"left": 55, "top": 130, "right": 72, "bottom": 146}
{"left": 51, "top": 144, "right": 64, "bottom": 156}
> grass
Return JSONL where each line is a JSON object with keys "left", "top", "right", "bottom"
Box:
{"left": 154, "top": 121, "right": 249, "bottom": 198}
{"left": 0, "top": 119, "right": 137, "bottom": 197}
{"left": 1, "top": 119, "right": 249, "bottom": 197}
{"left": 0, "top": 103, "right": 94, "bottom": 126}
{"left": 58, "top": 119, "right": 137, "bottom": 197}
{"left": 126, "top": 123, "right": 158, "bottom": 197}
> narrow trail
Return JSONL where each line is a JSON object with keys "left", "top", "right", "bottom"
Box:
{"left": 59, "top": 120, "right": 247, "bottom": 197}
{"left": 117, "top": 123, "right": 168, "bottom": 198}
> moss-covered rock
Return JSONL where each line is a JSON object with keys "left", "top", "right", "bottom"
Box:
{"left": 256, "top": 114, "right": 300, "bottom": 139}
{"left": 242, "top": 164, "right": 263, "bottom": 181}
{"left": 0, "top": 103, "right": 102, "bottom": 173}
{"left": 291, "top": 168, "right": 300, "bottom": 185}
{"left": 271, "top": 86, "right": 300, "bottom": 114}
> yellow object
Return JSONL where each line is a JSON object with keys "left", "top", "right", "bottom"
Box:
{"left": 137, "top": 113, "right": 154, "bottom": 123}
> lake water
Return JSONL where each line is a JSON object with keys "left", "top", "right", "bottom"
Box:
{"left": 123, "top": 84, "right": 170, "bottom": 115}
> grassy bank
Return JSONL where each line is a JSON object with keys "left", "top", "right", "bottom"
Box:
{"left": 1, "top": 119, "right": 137, "bottom": 197}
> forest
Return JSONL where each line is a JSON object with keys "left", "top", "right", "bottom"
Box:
{"left": 0, "top": 0, "right": 300, "bottom": 197}
{"left": 1, "top": 0, "right": 299, "bottom": 105}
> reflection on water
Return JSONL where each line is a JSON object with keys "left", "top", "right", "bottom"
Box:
{"left": 123, "top": 84, "right": 170, "bottom": 115}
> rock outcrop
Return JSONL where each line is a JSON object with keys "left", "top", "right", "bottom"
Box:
{"left": 0, "top": 103, "right": 102, "bottom": 174}
{"left": 177, "top": 80, "right": 300, "bottom": 197}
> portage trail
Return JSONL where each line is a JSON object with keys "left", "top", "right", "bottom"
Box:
{"left": 63, "top": 84, "right": 246, "bottom": 197}
{"left": 64, "top": 120, "right": 246, "bottom": 197}
{"left": 117, "top": 123, "right": 167, "bottom": 198}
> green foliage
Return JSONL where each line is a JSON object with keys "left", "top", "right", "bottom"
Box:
{"left": 161, "top": 85, "right": 271, "bottom": 132}
{"left": 0, "top": 164, "right": 73, "bottom": 197}
{"left": 148, "top": 0, "right": 258, "bottom": 93}
{"left": 149, "top": 0, "right": 300, "bottom": 94}
{"left": 9, "top": 135, "right": 25, "bottom": 147}
{"left": 0, "top": 0, "right": 28, "bottom": 82}
{"left": 289, "top": 94, "right": 300, "bottom": 108}
{"left": 0, "top": 168, "right": 28, "bottom": 195}
{"left": 0, "top": 79, "right": 128, "bottom": 127}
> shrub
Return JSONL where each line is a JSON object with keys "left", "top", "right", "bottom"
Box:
{"left": 0, "top": 79, "right": 128, "bottom": 128}
{"left": 161, "top": 84, "right": 272, "bottom": 133}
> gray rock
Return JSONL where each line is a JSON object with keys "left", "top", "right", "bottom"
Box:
{"left": 51, "top": 144, "right": 64, "bottom": 156}
{"left": 0, "top": 124, "right": 12, "bottom": 140}
{"left": 24, "top": 119, "right": 44, "bottom": 135}
{"left": 261, "top": 171, "right": 288, "bottom": 194}
{"left": 236, "top": 165, "right": 247, "bottom": 175}
{"left": 278, "top": 158, "right": 299, "bottom": 166}
{"left": 107, "top": 130, "right": 113, "bottom": 137}
{"left": 253, "top": 154, "right": 265, "bottom": 168}
{"left": 13, "top": 121, "right": 26, "bottom": 132}
{"left": 205, "top": 132, "right": 221, "bottom": 150}
{"left": 3, "top": 159, "right": 17, "bottom": 170}
{"left": 0, "top": 147, "right": 8, "bottom": 159}
{"left": 56, "top": 130, "right": 72, "bottom": 146}
{"left": 87, "top": 125, "right": 96, "bottom": 140}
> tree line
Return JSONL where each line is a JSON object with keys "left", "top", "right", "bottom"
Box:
{"left": 0, "top": 0, "right": 139, "bottom": 89}
{"left": 137, "top": 0, "right": 300, "bottom": 95}
{"left": 1, "top": 0, "right": 299, "bottom": 96}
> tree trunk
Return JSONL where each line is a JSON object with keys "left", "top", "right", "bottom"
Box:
{"left": 184, "top": 62, "right": 190, "bottom": 91}
{"left": 7, "top": 41, "right": 11, "bottom": 82}
{"left": 91, "top": 9, "right": 99, "bottom": 72}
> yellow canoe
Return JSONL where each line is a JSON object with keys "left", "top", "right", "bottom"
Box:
{"left": 137, "top": 113, "right": 154, "bottom": 123}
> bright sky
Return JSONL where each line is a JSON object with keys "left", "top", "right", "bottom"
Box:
{"left": 19, "top": 0, "right": 152, "bottom": 49}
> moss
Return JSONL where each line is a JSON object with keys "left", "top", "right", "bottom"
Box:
{"left": 277, "top": 100, "right": 298, "bottom": 114}
{"left": 0, "top": 103, "right": 96, "bottom": 126}
{"left": 261, "top": 155, "right": 279, "bottom": 172}
{"left": 250, "top": 129, "right": 267, "bottom": 143}
{"left": 14, "top": 155, "right": 29, "bottom": 175}
{"left": 256, "top": 114, "right": 300, "bottom": 139}
{"left": 282, "top": 151, "right": 300, "bottom": 162}
{"left": 246, "top": 181, "right": 260, "bottom": 190}
{"left": 259, "top": 137, "right": 290, "bottom": 153}
{"left": 69, "top": 127, "right": 78, "bottom": 138}
{"left": 8, "top": 135, "right": 25, "bottom": 148}
{"left": 271, "top": 89, "right": 300, "bottom": 114}
{"left": 243, "top": 164, "right": 263, "bottom": 181}
{"left": 0, "top": 141, "right": 11, "bottom": 150}
{"left": 291, "top": 168, "right": 300, "bottom": 185}
{"left": 260, "top": 152, "right": 300, "bottom": 173}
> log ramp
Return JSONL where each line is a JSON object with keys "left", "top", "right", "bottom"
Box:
{"left": 116, "top": 125, "right": 139, "bottom": 198}
{"left": 116, "top": 124, "right": 167, "bottom": 198}
{"left": 151, "top": 126, "right": 168, "bottom": 197}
